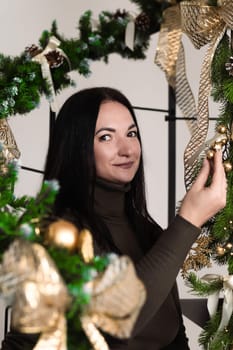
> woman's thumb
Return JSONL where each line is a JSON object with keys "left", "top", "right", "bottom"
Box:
{"left": 191, "top": 158, "right": 210, "bottom": 190}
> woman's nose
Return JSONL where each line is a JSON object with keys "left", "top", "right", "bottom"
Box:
{"left": 117, "top": 138, "right": 132, "bottom": 156}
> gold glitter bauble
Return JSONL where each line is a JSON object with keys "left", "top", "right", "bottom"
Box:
{"left": 213, "top": 142, "right": 222, "bottom": 151}
{"left": 216, "top": 246, "right": 225, "bottom": 256}
{"left": 46, "top": 219, "right": 79, "bottom": 251}
{"left": 223, "top": 161, "right": 232, "bottom": 173}
{"left": 206, "top": 149, "right": 215, "bottom": 160}
{"left": 217, "top": 124, "right": 227, "bottom": 134}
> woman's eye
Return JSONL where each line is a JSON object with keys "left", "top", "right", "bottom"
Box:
{"left": 99, "top": 134, "right": 111, "bottom": 141}
{"left": 128, "top": 130, "right": 138, "bottom": 137}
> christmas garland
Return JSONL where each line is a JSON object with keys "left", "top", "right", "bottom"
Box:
{"left": 0, "top": 0, "right": 175, "bottom": 119}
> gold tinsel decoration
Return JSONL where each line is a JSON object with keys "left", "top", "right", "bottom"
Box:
{"left": 182, "top": 234, "right": 213, "bottom": 277}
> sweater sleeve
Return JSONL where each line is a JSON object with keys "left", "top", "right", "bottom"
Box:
{"left": 132, "top": 214, "right": 200, "bottom": 336}
{"left": 0, "top": 330, "right": 39, "bottom": 350}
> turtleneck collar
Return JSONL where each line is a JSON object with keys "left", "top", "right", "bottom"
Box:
{"left": 94, "top": 178, "right": 131, "bottom": 218}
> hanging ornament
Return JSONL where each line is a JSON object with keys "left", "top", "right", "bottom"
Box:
{"left": 135, "top": 12, "right": 150, "bottom": 32}
{"left": 46, "top": 219, "right": 80, "bottom": 251}
{"left": 225, "top": 56, "right": 233, "bottom": 76}
{"left": 206, "top": 149, "right": 215, "bottom": 160}
{"left": 217, "top": 124, "right": 227, "bottom": 134}
{"left": 223, "top": 160, "right": 233, "bottom": 172}
{"left": 216, "top": 245, "right": 226, "bottom": 256}
{"left": 204, "top": 124, "right": 230, "bottom": 164}
{"left": 45, "top": 220, "right": 94, "bottom": 262}
{"left": 226, "top": 243, "right": 233, "bottom": 250}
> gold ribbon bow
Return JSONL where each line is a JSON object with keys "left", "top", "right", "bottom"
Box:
{"left": 0, "top": 239, "right": 71, "bottom": 350}
{"left": 81, "top": 254, "right": 146, "bottom": 350}
{"left": 201, "top": 273, "right": 233, "bottom": 334}
{"left": 32, "top": 36, "right": 69, "bottom": 113}
{"left": 181, "top": 0, "right": 233, "bottom": 189}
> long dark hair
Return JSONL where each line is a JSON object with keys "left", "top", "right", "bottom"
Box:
{"left": 44, "top": 87, "right": 160, "bottom": 251}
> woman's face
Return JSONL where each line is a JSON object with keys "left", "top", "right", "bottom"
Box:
{"left": 94, "top": 101, "right": 141, "bottom": 184}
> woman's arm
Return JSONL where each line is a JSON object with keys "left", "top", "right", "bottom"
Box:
{"left": 133, "top": 150, "right": 227, "bottom": 335}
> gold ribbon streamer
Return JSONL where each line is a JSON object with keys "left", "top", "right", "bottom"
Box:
{"left": 155, "top": 1, "right": 233, "bottom": 190}
{"left": 32, "top": 36, "right": 70, "bottom": 113}
{"left": 201, "top": 274, "right": 233, "bottom": 335}
{"left": 0, "top": 239, "right": 70, "bottom": 350}
{"left": 0, "top": 118, "right": 20, "bottom": 160}
{"left": 180, "top": 0, "right": 233, "bottom": 189}
{"left": 81, "top": 255, "right": 146, "bottom": 350}
{"left": 154, "top": 4, "right": 199, "bottom": 139}
{"left": 155, "top": 4, "right": 182, "bottom": 89}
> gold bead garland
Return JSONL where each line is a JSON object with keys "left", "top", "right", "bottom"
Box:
{"left": 205, "top": 124, "right": 232, "bottom": 172}
{"left": 215, "top": 220, "right": 233, "bottom": 256}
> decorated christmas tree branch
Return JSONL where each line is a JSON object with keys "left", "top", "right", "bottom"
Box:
{"left": 0, "top": 1, "right": 175, "bottom": 119}
{"left": 180, "top": 26, "right": 233, "bottom": 349}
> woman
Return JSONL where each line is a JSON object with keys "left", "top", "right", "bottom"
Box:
{"left": 2, "top": 87, "right": 226, "bottom": 349}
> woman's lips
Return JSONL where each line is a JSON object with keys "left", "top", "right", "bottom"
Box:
{"left": 114, "top": 162, "right": 134, "bottom": 169}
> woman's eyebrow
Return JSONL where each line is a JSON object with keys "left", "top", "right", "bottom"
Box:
{"left": 95, "top": 123, "right": 137, "bottom": 136}
{"left": 128, "top": 123, "right": 137, "bottom": 130}
{"left": 95, "top": 127, "right": 115, "bottom": 136}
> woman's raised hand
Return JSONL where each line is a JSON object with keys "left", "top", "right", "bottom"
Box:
{"left": 179, "top": 150, "right": 227, "bottom": 228}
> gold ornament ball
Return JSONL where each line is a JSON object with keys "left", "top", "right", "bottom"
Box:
{"left": 217, "top": 124, "right": 227, "bottom": 134}
{"left": 221, "top": 136, "right": 228, "bottom": 145}
{"left": 213, "top": 142, "right": 222, "bottom": 151}
{"left": 216, "top": 246, "right": 225, "bottom": 256}
{"left": 223, "top": 161, "right": 232, "bottom": 173}
{"left": 206, "top": 149, "right": 215, "bottom": 160}
{"left": 46, "top": 219, "right": 79, "bottom": 251}
{"left": 226, "top": 243, "right": 233, "bottom": 250}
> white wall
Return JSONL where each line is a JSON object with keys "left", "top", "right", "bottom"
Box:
{"left": 0, "top": 1, "right": 225, "bottom": 349}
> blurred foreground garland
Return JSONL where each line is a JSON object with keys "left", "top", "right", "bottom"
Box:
{"left": 0, "top": 153, "right": 107, "bottom": 349}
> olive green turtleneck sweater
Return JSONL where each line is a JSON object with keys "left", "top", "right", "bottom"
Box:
{"left": 93, "top": 178, "right": 201, "bottom": 350}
